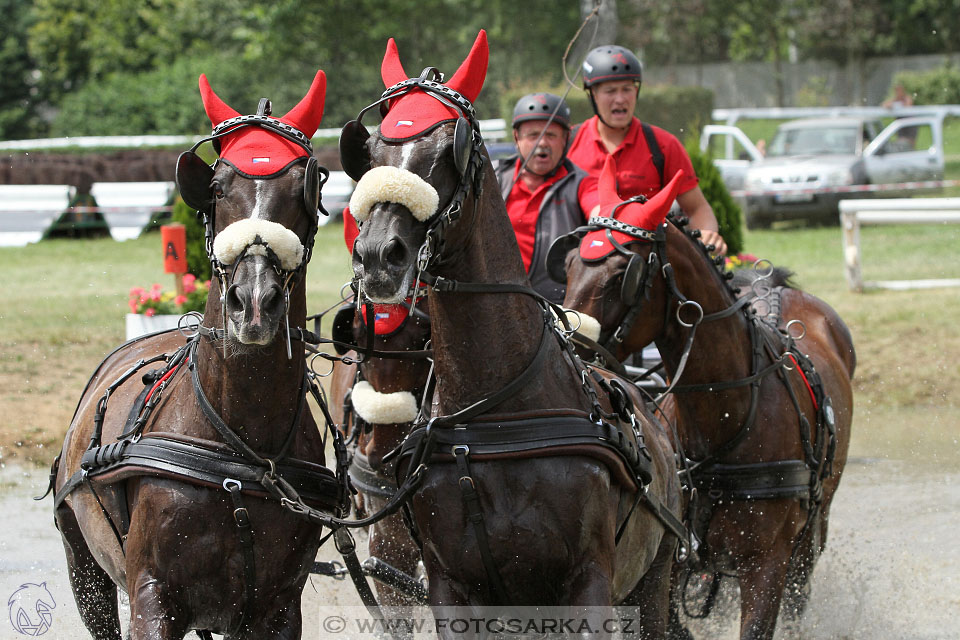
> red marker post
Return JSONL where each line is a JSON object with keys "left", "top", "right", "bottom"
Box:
{"left": 161, "top": 224, "right": 188, "bottom": 297}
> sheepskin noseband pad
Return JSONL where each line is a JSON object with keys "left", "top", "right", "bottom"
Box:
{"left": 349, "top": 166, "right": 439, "bottom": 223}
{"left": 569, "top": 311, "right": 602, "bottom": 343}
{"left": 351, "top": 380, "right": 419, "bottom": 424}
{"left": 213, "top": 218, "right": 304, "bottom": 270}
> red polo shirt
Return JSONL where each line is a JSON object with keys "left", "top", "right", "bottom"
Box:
{"left": 568, "top": 115, "right": 699, "bottom": 200}
{"left": 505, "top": 159, "right": 598, "bottom": 272}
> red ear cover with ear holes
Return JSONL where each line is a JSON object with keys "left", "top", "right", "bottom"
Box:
{"left": 343, "top": 207, "right": 359, "bottom": 254}
{"left": 199, "top": 70, "right": 326, "bottom": 175}
{"left": 579, "top": 156, "right": 685, "bottom": 260}
{"left": 378, "top": 31, "right": 488, "bottom": 140}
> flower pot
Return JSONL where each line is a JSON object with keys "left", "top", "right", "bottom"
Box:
{"left": 125, "top": 313, "right": 182, "bottom": 340}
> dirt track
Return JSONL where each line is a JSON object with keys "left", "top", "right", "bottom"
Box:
{"left": 2, "top": 456, "right": 958, "bottom": 639}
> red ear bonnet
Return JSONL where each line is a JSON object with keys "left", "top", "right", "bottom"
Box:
{"left": 200, "top": 70, "right": 326, "bottom": 175}
{"left": 343, "top": 207, "right": 359, "bottom": 254}
{"left": 580, "top": 157, "right": 685, "bottom": 260}
{"left": 379, "top": 30, "right": 488, "bottom": 140}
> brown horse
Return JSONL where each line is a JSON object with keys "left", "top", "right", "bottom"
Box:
{"left": 556, "top": 157, "right": 855, "bottom": 639}
{"left": 327, "top": 218, "right": 431, "bottom": 605}
{"left": 49, "top": 72, "right": 341, "bottom": 639}
{"left": 343, "top": 31, "right": 684, "bottom": 634}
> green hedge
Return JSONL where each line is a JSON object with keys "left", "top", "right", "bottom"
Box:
{"left": 499, "top": 84, "right": 713, "bottom": 141}
{"left": 686, "top": 143, "right": 744, "bottom": 256}
{"left": 892, "top": 62, "right": 960, "bottom": 105}
{"left": 171, "top": 197, "right": 211, "bottom": 281}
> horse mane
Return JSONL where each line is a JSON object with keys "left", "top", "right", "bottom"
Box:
{"left": 730, "top": 266, "right": 799, "bottom": 290}
{"left": 666, "top": 212, "right": 738, "bottom": 295}
{"left": 666, "top": 212, "right": 799, "bottom": 293}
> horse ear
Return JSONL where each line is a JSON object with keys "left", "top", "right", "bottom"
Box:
{"left": 639, "top": 169, "right": 685, "bottom": 224}
{"left": 381, "top": 38, "right": 408, "bottom": 87}
{"left": 281, "top": 70, "right": 326, "bottom": 138}
{"left": 598, "top": 155, "right": 620, "bottom": 210}
{"left": 199, "top": 74, "right": 240, "bottom": 128}
{"left": 446, "top": 30, "right": 488, "bottom": 103}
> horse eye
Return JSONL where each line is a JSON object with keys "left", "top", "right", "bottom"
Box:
{"left": 212, "top": 183, "right": 225, "bottom": 199}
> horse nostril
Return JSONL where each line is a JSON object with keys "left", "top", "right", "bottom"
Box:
{"left": 260, "top": 285, "right": 283, "bottom": 315}
{"left": 381, "top": 239, "right": 407, "bottom": 268}
{"left": 225, "top": 285, "right": 244, "bottom": 312}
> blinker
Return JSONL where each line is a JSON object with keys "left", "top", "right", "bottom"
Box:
{"left": 546, "top": 232, "right": 581, "bottom": 284}
{"left": 339, "top": 120, "right": 372, "bottom": 182}
{"left": 175, "top": 151, "right": 215, "bottom": 213}
{"left": 621, "top": 254, "right": 645, "bottom": 307}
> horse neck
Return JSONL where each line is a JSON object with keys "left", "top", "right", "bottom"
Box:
{"left": 427, "top": 168, "right": 576, "bottom": 415}
{"left": 655, "top": 227, "right": 755, "bottom": 454}
{"left": 194, "top": 279, "right": 307, "bottom": 453}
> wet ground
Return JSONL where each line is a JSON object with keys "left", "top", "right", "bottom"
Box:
{"left": 1, "top": 457, "right": 958, "bottom": 639}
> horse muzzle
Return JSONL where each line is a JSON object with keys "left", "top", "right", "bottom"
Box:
{"left": 225, "top": 255, "right": 287, "bottom": 345}
{"left": 352, "top": 206, "right": 422, "bottom": 303}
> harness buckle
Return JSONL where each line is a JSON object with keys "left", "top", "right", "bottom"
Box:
{"left": 223, "top": 478, "right": 242, "bottom": 493}
{"left": 233, "top": 506, "right": 250, "bottom": 527}
{"left": 451, "top": 445, "right": 469, "bottom": 457}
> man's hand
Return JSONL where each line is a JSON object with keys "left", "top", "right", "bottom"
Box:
{"left": 698, "top": 228, "right": 727, "bottom": 256}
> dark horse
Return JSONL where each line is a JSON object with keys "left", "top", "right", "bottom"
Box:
{"left": 342, "top": 31, "right": 684, "bottom": 633}
{"left": 554, "top": 157, "right": 855, "bottom": 639}
{"left": 327, "top": 213, "right": 431, "bottom": 605}
{"left": 49, "top": 72, "right": 342, "bottom": 639}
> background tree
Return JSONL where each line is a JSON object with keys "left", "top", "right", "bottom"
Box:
{"left": 0, "top": 0, "right": 44, "bottom": 138}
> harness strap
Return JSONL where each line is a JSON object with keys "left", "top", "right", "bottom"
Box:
{"left": 348, "top": 451, "right": 398, "bottom": 500}
{"left": 334, "top": 528, "right": 386, "bottom": 624}
{"left": 641, "top": 122, "right": 665, "bottom": 188}
{"left": 430, "top": 314, "right": 554, "bottom": 428}
{"left": 453, "top": 446, "right": 511, "bottom": 604}
{"left": 224, "top": 479, "right": 257, "bottom": 636}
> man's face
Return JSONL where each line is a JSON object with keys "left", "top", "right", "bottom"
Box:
{"left": 514, "top": 121, "right": 568, "bottom": 175}
{"left": 591, "top": 79, "right": 638, "bottom": 129}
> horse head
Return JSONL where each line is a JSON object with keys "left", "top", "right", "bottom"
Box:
{"left": 176, "top": 70, "right": 327, "bottom": 346}
{"left": 342, "top": 31, "right": 489, "bottom": 303}
{"left": 555, "top": 156, "right": 686, "bottom": 357}
{"left": 336, "top": 213, "right": 432, "bottom": 465}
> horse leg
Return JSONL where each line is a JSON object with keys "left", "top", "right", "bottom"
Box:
{"left": 370, "top": 511, "right": 422, "bottom": 607}
{"left": 237, "top": 596, "right": 304, "bottom": 640}
{"left": 126, "top": 573, "right": 188, "bottom": 640}
{"left": 55, "top": 504, "right": 123, "bottom": 640}
{"left": 736, "top": 549, "right": 793, "bottom": 640}
{"left": 620, "top": 536, "right": 675, "bottom": 640}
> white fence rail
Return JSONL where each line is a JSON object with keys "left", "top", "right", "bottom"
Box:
{"left": 0, "top": 119, "right": 510, "bottom": 151}
{"left": 839, "top": 198, "right": 960, "bottom": 292}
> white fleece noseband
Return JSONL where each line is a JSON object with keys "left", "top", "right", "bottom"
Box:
{"left": 213, "top": 219, "right": 304, "bottom": 270}
{"left": 566, "top": 310, "right": 602, "bottom": 342}
{"left": 349, "top": 166, "right": 439, "bottom": 222}
{"left": 351, "top": 380, "right": 419, "bottom": 424}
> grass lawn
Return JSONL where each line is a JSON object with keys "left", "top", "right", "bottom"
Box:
{"left": 1, "top": 221, "right": 957, "bottom": 468}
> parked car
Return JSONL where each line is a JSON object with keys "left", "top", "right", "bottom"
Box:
{"left": 701, "top": 115, "right": 945, "bottom": 228}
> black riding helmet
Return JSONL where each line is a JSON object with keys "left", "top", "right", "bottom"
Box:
{"left": 512, "top": 93, "right": 572, "bottom": 130}
{"left": 511, "top": 93, "right": 572, "bottom": 178}
{"left": 582, "top": 45, "right": 643, "bottom": 88}
{"left": 582, "top": 45, "right": 642, "bottom": 129}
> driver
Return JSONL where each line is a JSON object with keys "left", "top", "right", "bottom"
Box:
{"left": 568, "top": 45, "right": 727, "bottom": 255}
{"left": 495, "top": 92, "right": 600, "bottom": 304}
